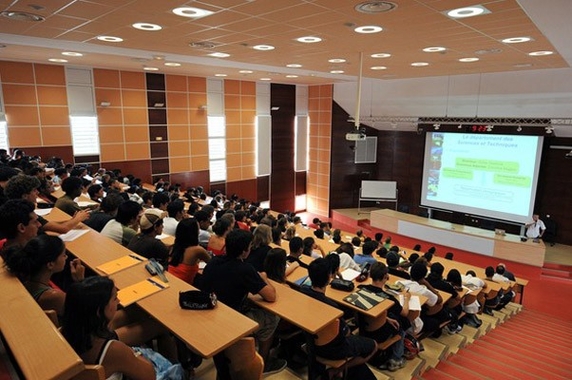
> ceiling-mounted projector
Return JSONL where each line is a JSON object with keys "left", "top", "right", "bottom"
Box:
{"left": 346, "top": 131, "right": 366, "bottom": 141}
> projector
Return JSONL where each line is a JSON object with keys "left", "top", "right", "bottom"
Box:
{"left": 346, "top": 131, "right": 367, "bottom": 141}
{"left": 566, "top": 150, "right": 572, "bottom": 159}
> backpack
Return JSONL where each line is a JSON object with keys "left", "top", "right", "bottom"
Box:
{"left": 403, "top": 333, "right": 421, "bottom": 360}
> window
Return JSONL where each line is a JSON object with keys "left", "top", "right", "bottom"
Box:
{"left": 0, "top": 114, "right": 9, "bottom": 151}
{"left": 70, "top": 116, "right": 100, "bottom": 156}
{"left": 256, "top": 115, "right": 271, "bottom": 176}
{"left": 208, "top": 116, "right": 226, "bottom": 182}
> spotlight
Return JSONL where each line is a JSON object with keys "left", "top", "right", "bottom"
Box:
{"left": 516, "top": 126, "right": 522, "bottom": 132}
{"left": 433, "top": 123, "right": 440, "bottom": 130}
{"left": 486, "top": 125, "right": 494, "bottom": 132}
{"left": 545, "top": 127, "right": 554, "bottom": 134}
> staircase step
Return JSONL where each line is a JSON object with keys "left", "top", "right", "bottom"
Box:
{"left": 540, "top": 268, "right": 572, "bottom": 278}
{"left": 432, "top": 332, "right": 467, "bottom": 354}
{"left": 542, "top": 262, "right": 572, "bottom": 272}
{"left": 472, "top": 339, "right": 572, "bottom": 377}
{"left": 434, "top": 360, "right": 490, "bottom": 380}
{"left": 371, "top": 356, "right": 425, "bottom": 380}
{"left": 457, "top": 324, "right": 480, "bottom": 343}
{"left": 447, "top": 351, "right": 533, "bottom": 380}
{"left": 502, "top": 318, "right": 572, "bottom": 341}
{"left": 418, "top": 339, "right": 448, "bottom": 368}
{"left": 480, "top": 333, "right": 572, "bottom": 364}
{"left": 419, "top": 367, "right": 460, "bottom": 380}
{"left": 490, "top": 325, "right": 572, "bottom": 360}
{"left": 516, "top": 312, "right": 572, "bottom": 334}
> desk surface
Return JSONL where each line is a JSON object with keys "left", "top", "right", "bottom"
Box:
{"left": 0, "top": 268, "right": 84, "bottom": 380}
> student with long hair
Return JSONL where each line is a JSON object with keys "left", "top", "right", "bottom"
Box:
{"left": 263, "top": 248, "right": 299, "bottom": 283}
{"left": 207, "top": 218, "right": 232, "bottom": 256}
{"left": 246, "top": 224, "right": 273, "bottom": 272}
{"left": 168, "top": 218, "right": 211, "bottom": 286}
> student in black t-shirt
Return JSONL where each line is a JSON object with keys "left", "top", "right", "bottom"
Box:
{"left": 427, "top": 262, "right": 462, "bottom": 334}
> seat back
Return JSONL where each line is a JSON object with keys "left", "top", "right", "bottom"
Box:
{"left": 70, "top": 365, "right": 105, "bottom": 380}
{"left": 224, "top": 337, "right": 263, "bottom": 380}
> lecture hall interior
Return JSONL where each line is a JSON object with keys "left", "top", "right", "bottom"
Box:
{"left": 0, "top": 0, "right": 571, "bottom": 379}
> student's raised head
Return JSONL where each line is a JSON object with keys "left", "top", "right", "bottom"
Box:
{"left": 386, "top": 251, "right": 400, "bottom": 268}
{"left": 332, "top": 234, "right": 341, "bottom": 244}
{"left": 0, "top": 199, "right": 38, "bottom": 241}
{"left": 116, "top": 200, "right": 142, "bottom": 226}
{"left": 212, "top": 217, "right": 232, "bottom": 237}
{"left": 445, "top": 252, "right": 454, "bottom": 260}
{"left": 139, "top": 208, "right": 164, "bottom": 234}
{"left": 307, "top": 258, "right": 331, "bottom": 288}
{"left": 466, "top": 270, "right": 477, "bottom": 277}
{"left": 225, "top": 229, "right": 253, "bottom": 259}
{"left": 100, "top": 193, "right": 124, "bottom": 215}
{"left": 152, "top": 192, "right": 170, "bottom": 210}
{"left": 5, "top": 235, "right": 66, "bottom": 280}
{"left": 485, "top": 266, "right": 495, "bottom": 277}
{"left": 61, "top": 176, "right": 83, "bottom": 197}
{"left": 429, "top": 262, "right": 445, "bottom": 279}
{"left": 413, "top": 244, "right": 422, "bottom": 252}
{"left": 389, "top": 245, "right": 399, "bottom": 253}
{"left": 284, "top": 225, "right": 296, "bottom": 240}
{"left": 0, "top": 166, "right": 19, "bottom": 183}
{"left": 408, "top": 253, "right": 419, "bottom": 264}
{"left": 289, "top": 236, "right": 303, "bottom": 255}
{"left": 370, "top": 262, "right": 389, "bottom": 282}
{"left": 87, "top": 184, "right": 103, "bottom": 199}
{"left": 362, "top": 240, "right": 378, "bottom": 256}
{"left": 325, "top": 253, "right": 340, "bottom": 275}
{"left": 495, "top": 265, "right": 506, "bottom": 275}
{"left": 62, "top": 276, "right": 117, "bottom": 354}
{"left": 423, "top": 252, "right": 433, "bottom": 263}
{"left": 313, "top": 228, "right": 324, "bottom": 240}
{"left": 410, "top": 262, "right": 428, "bottom": 281}
{"left": 167, "top": 199, "right": 185, "bottom": 218}
{"left": 5, "top": 174, "right": 40, "bottom": 201}
{"left": 376, "top": 246, "right": 388, "bottom": 258}
{"left": 252, "top": 224, "right": 272, "bottom": 250}
{"left": 427, "top": 246, "right": 436, "bottom": 254}
{"left": 447, "top": 269, "right": 462, "bottom": 288}
{"left": 302, "top": 237, "right": 315, "bottom": 255}
{"left": 264, "top": 248, "right": 287, "bottom": 283}
{"left": 271, "top": 227, "right": 282, "bottom": 245}
{"left": 351, "top": 236, "right": 361, "bottom": 247}
{"left": 336, "top": 242, "right": 354, "bottom": 257}
{"left": 374, "top": 232, "right": 383, "bottom": 242}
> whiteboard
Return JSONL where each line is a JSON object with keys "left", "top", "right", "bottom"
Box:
{"left": 361, "top": 181, "right": 397, "bottom": 199}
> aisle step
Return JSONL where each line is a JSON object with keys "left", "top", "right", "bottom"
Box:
{"left": 418, "top": 339, "right": 447, "bottom": 368}
{"left": 419, "top": 367, "right": 461, "bottom": 380}
{"left": 490, "top": 326, "right": 572, "bottom": 360}
{"left": 480, "top": 334, "right": 572, "bottom": 364}
{"left": 447, "top": 352, "right": 532, "bottom": 380}
{"left": 432, "top": 331, "right": 466, "bottom": 354}
{"left": 371, "top": 356, "right": 425, "bottom": 380}
{"left": 432, "top": 360, "right": 489, "bottom": 380}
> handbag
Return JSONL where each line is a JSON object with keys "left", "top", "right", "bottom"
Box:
{"left": 179, "top": 290, "right": 217, "bottom": 310}
{"left": 330, "top": 278, "right": 354, "bottom": 291}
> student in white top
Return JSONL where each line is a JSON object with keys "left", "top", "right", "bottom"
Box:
{"left": 525, "top": 214, "right": 545, "bottom": 238}
{"left": 163, "top": 199, "right": 185, "bottom": 236}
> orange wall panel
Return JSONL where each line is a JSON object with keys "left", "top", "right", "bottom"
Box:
{"left": 41, "top": 126, "right": 72, "bottom": 146}
{"left": 241, "top": 166, "right": 256, "bottom": 181}
{"left": 226, "top": 166, "right": 242, "bottom": 182}
{"left": 226, "top": 125, "right": 241, "bottom": 139}
{"left": 39, "top": 106, "right": 69, "bottom": 125}
{"left": 188, "top": 76, "right": 206, "bottom": 92}
{"left": 189, "top": 110, "right": 207, "bottom": 125}
{"left": 242, "top": 138, "right": 255, "bottom": 152}
{"left": 97, "top": 108, "right": 123, "bottom": 125}
{"left": 168, "top": 125, "right": 190, "bottom": 141}
{"left": 169, "top": 141, "right": 190, "bottom": 157}
{"left": 167, "top": 108, "right": 188, "bottom": 125}
{"left": 241, "top": 95, "right": 256, "bottom": 110}
{"left": 226, "top": 139, "right": 241, "bottom": 154}
{"left": 190, "top": 140, "right": 208, "bottom": 156}
{"left": 121, "top": 89, "right": 147, "bottom": 107}
{"left": 5, "top": 105, "right": 39, "bottom": 126}
{"left": 124, "top": 126, "right": 149, "bottom": 143}
{"left": 165, "top": 75, "right": 187, "bottom": 92}
{"left": 2, "top": 84, "right": 38, "bottom": 105}
{"left": 224, "top": 80, "right": 240, "bottom": 95}
{"left": 100, "top": 143, "right": 125, "bottom": 162}
{"left": 191, "top": 155, "right": 209, "bottom": 171}
{"left": 240, "top": 123, "right": 255, "bottom": 138}
{"left": 120, "top": 71, "right": 145, "bottom": 89}
{"left": 34, "top": 64, "right": 65, "bottom": 85}
{"left": 95, "top": 88, "right": 122, "bottom": 106}
{"left": 225, "top": 110, "right": 240, "bottom": 125}
{"left": 93, "top": 69, "right": 120, "bottom": 88}
{"left": 123, "top": 108, "right": 148, "bottom": 125}
{"left": 240, "top": 110, "right": 256, "bottom": 125}
{"left": 36, "top": 86, "right": 68, "bottom": 106}
{"left": 166, "top": 92, "right": 188, "bottom": 108}
{"left": 170, "top": 157, "right": 191, "bottom": 173}
{"left": 241, "top": 81, "right": 255, "bottom": 95}
{"left": 9, "top": 127, "right": 42, "bottom": 146}
{"left": 99, "top": 126, "right": 124, "bottom": 143}
{"left": 0, "top": 61, "right": 34, "bottom": 83}
{"left": 225, "top": 94, "right": 241, "bottom": 110}
{"left": 125, "top": 142, "right": 149, "bottom": 160}
{"left": 188, "top": 93, "right": 206, "bottom": 109}
{"left": 190, "top": 125, "right": 208, "bottom": 140}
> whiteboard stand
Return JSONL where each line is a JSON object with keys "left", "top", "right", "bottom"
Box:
{"left": 358, "top": 188, "right": 398, "bottom": 214}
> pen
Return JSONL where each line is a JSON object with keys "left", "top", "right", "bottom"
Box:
{"left": 147, "top": 278, "right": 166, "bottom": 289}
{"left": 129, "top": 254, "right": 144, "bottom": 262}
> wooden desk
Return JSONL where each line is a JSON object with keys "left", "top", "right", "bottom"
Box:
{"left": 110, "top": 265, "right": 259, "bottom": 358}
{"left": 371, "top": 209, "right": 545, "bottom": 267}
{"left": 0, "top": 267, "right": 84, "bottom": 380}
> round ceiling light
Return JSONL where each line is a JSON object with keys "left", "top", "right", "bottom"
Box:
{"left": 208, "top": 52, "right": 230, "bottom": 58}
{"left": 371, "top": 53, "right": 391, "bottom": 58}
{"left": 354, "top": 25, "right": 383, "bottom": 34}
{"left": 253, "top": 45, "right": 275, "bottom": 51}
{"left": 172, "top": 7, "right": 213, "bottom": 18}
{"left": 423, "top": 46, "right": 446, "bottom": 52}
{"left": 501, "top": 36, "right": 532, "bottom": 44}
{"left": 459, "top": 57, "right": 479, "bottom": 62}
{"left": 328, "top": 58, "right": 346, "bottom": 63}
{"left": 330, "top": 70, "right": 344, "bottom": 74}
{"left": 62, "top": 51, "right": 83, "bottom": 57}
{"left": 49, "top": 58, "right": 68, "bottom": 63}
{"left": 296, "top": 36, "right": 322, "bottom": 43}
{"left": 411, "top": 62, "right": 429, "bottom": 67}
{"left": 447, "top": 6, "right": 486, "bottom": 18}
{"left": 164, "top": 62, "right": 181, "bottom": 67}
{"left": 132, "top": 22, "right": 162, "bottom": 31}
{"left": 97, "top": 35, "right": 123, "bottom": 42}
{"left": 528, "top": 50, "right": 553, "bottom": 56}
{"left": 286, "top": 63, "right": 302, "bottom": 68}
{"left": 371, "top": 66, "right": 387, "bottom": 70}
{"left": 355, "top": 1, "right": 397, "bottom": 14}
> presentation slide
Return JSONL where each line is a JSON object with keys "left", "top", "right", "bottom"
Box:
{"left": 420, "top": 132, "right": 543, "bottom": 224}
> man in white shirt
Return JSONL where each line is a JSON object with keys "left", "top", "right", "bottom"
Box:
{"left": 163, "top": 199, "right": 185, "bottom": 236}
{"left": 525, "top": 214, "right": 545, "bottom": 238}
{"left": 194, "top": 210, "right": 212, "bottom": 247}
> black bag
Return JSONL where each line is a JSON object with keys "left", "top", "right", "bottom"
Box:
{"left": 179, "top": 290, "right": 217, "bottom": 310}
{"left": 330, "top": 278, "right": 354, "bottom": 291}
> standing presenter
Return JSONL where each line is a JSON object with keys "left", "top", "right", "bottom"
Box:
{"left": 525, "top": 214, "right": 545, "bottom": 239}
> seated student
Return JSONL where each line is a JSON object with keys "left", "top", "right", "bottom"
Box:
{"left": 300, "top": 258, "right": 377, "bottom": 380}
{"left": 263, "top": 247, "right": 299, "bottom": 283}
{"left": 201, "top": 229, "right": 286, "bottom": 374}
{"left": 426, "top": 263, "right": 462, "bottom": 334}
{"left": 168, "top": 218, "right": 211, "bottom": 286}
{"left": 463, "top": 270, "right": 494, "bottom": 317}
{"left": 313, "top": 228, "right": 325, "bottom": 240}
{"left": 84, "top": 194, "right": 125, "bottom": 232}
{"left": 51, "top": 167, "right": 68, "bottom": 186}
{"left": 271, "top": 227, "right": 282, "bottom": 246}
{"left": 193, "top": 210, "right": 212, "bottom": 247}
{"left": 354, "top": 240, "right": 379, "bottom": 266}
{"left": 286, "top": 237, "right": 309, "bottom": 269}
{"left": 423, "top": 252, "right": 434, "bottom": 265}
{"left": 4, "top": 235, "right": 85, "bottom": 317}
{"left": 384, "top": 237, "right": 392, "bottom": 250}
{"left": 358, "top": 262, "right": 409, "bottom": 372}
{"left": 447, "top": 269, "right": 482, "bottom": 328}
{"left": 374, "top": 232, "right": 383, "bottom": 245}
{"left": 283, "top": 225, "right": 297, "bottom": 241}
{"left": 351, "top": 236, "right": 362, "bottom": 248}
{"left": 397, "top": 262, "right": 449, "bottom": 337}
{"left": 309, "top": 217, "right": 321, "bottom": 229}
{"left": 445, "top": 252, "right": 454, "bottom": 260}
{"left": 87, "top": 184, "right": 104, "bottom": 203}
{"left": 235, "top": 210, "right": 250, "bottom": 231}
{"left": 302, "top": 237, "right": 325, "bottom": 259}
{"left": 101, "top": 201, "right": 142, "bottom": 246}
{"left": 485, "top": 266, "right": 514, "bottom": 310}
{"left": 0, "top": 199, "right": 41, "bottom": 254}
{"left": 207, "top": 218, "right": 232, "bottom": 256}
{"left": 412, "top": 244, "right": 422, "bottom": 252}
{"left": 386, "top": 252, "right": 411, "bottom": 279}
{"left": 61, "top": 277, "right": 178, "bottom": 380}
{"left": 163, "top": 199, "right": 185, "bottom": 236}
{"left": 4, "top": 175, "right": 89, "bottom": 234}
{"left": 333, "top": 242, "right": 361, "bottom": 271}
{"left": 245, "top": 224, "right": 273, "bottom": 272}
{"left": 127, "top": 208, "right": 169, "bottom": 267}
{"left": 152, "top": 192, "right": 170, "bottom": 212}
{"left": 496, "top": 263, "right": 516, "bottom": 281}
{"left": 376, "top": 246, "right": 388, "bottom": 258}
{"left": 55, "top": 176, "right": 98, "bottom": 216}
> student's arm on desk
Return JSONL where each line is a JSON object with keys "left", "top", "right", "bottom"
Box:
{"left": 419, "top": 278, "right": 443, "bottom": 304}
{"left": 44, "top": 209, "right": 90, "bottom": 233}
{"left": 257, "top": 272, "right": 276, "bottom": 302}
{"left": 104, "top": 340, "right": 155, "bottom": 380}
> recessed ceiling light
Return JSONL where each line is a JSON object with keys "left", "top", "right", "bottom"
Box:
{"left": 371, "top": 53, "right": 391, "bottom": 58}
{"left": 354, "top": 25, "right": 383, "bottom": 34}
{"left": 164, "top": 62, "right": 181, "bottom": 67}
{"left": 253, "top": 45, "right": 275, "bottom": 51}
{"left": 172, "top": 7, "right": 214, "bottom": 18}
{"left": 459, "top": 57, "right": 479, "bottom": 62}
{"left": 132, "top": 22, "right": 162, "bottom": 31}
{"left": 49, "top": 58, "right": 67, "bottom": 63}
{"left": 330, "top": 70, "right": 344, "bottom": 74}
{"left": 355, "top": 1, "right": 397, "bottom": 14}
{"left": 62, "top": 51, "right": 83, "bottom": 57}
{"left": 371, "top": 66, "right": 387, "bottom": 70}
{"left": 423, "top": 46, "right": 446, "bottom": 52}
{"left": 296, "top": 36, "right": 322, "bottom": 43}
{"left": 285, "top": 75, "right": 299, "bottom": 78}
{"left": 143, "top": 67, "right": 159, "bottom": 71}
{"left": 528, "top": 50, "right": 553, "bottom": 56}
{"left": 215, "top": 74, "right": 227, "bottom": 77}
{"left": 208, "top": 52, "right": 230, "bottom": 58}
{"left": 286, "top": 63, "right": 302, "bottom": 68}
{"left": 501, "top": 36, "right": 532, "bottom": 44}
{"left": 239, "top": 70, "right": 253, "bottom": 74}
{"left": 260, "top": 78, "right": 271, "bottom": 81}
{"left": 97, "top": 35, "right": 123, "bottom": 42}
{"left": 0, "top": 10, "right": 44, "bottom": 21}
{"left": 446, "top": 5, "right": 489, "bottom": 19}
{"left": 411, "top": 62, "right": 429, "bottom": 67}
{"left": 514, "top": 63, "right": 533, "bottom": 68}
{"left": 328, "top": 58, "right": 346, "bottom": 63}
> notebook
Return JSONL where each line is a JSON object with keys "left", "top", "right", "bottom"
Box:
{"left": 97, "top": 254, "right": 147, "bottom": 275}
{"left": 343, "top": 288, "right": 388, "bottom": 310}
{"left": 118, "top": 277, "right": 169, "bottom": 307}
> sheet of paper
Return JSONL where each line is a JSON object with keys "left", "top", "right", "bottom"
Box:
{"left": 97, "top": 254, "right": 147, "bottom": 275}
{"left": 34, "top": 208, "right": 52, "bottom": 216}
{"left": 399, "top": 294, "right": 422, "bottom": 311}
{"left": 156, "top": 233, "right": 170, "bottom": 240}
{"left": 341, "top": 268, "right": 361, "bottom": 281}
{"left": 118, "top": 277, "right": 169, "bottom": 307}
{"left": 59, "top": 229, "right": 90, "bottom": 242}
{"left": 77, "top": 201, "right": 97, "bottom": 207}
